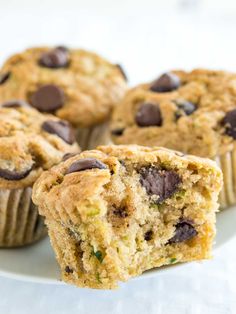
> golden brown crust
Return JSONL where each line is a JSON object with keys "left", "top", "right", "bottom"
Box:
{"left": 33, "top": 144, "right": 222, "bottom": 222}
{"left": 0, "top": 106, "right": 80, "bottom": 189}
{"left": 111, "top": 69, "right": 236, "bottom": 158}
{"left": 33, "top": 145, "right": 221, "bottom": 218}
{"left": 0, "top": 47, "right": 127, "bottom": 127}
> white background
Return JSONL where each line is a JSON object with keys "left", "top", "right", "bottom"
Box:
{"left": 0, "top": 0, "right": 236, "bottom": 313}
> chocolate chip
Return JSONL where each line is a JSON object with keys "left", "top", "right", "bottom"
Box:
{"left": 144, "top": 230, "right": 153, "bottom": 241}
{"left": 111, "top": 128, "right": 125, "bottom": 136}
{"left": 56, "top": 46, "right": 69, "bottom": 52}
{"left": 66, "top": 158, "right": 107, "bottom": 174}
{"left": 139, "top": 167, "right": 181, "bottom": 203}
{"left": 113, "top": 206, "right": 128, "bottom": 218}
{"left": 135, "top": 103, "right": 162, "bottom": 127}
{"left": 39, "top": 47, "right": 69, "bottom": 68}
{"left": 116, "top": 64, "right": 128, "bottom": 81}
{"left": 175, "top": 100, "right": 197, "bottom": 120}
{"left": 168, "top": 221, "right": 197, "bottom": 244}
{"left": 42, "top": 120, "right": 75, "bottom": 144}
{"left": 30, "top": 84, "right": 65, "bottom": 112}
{"left": 65, "top": 266, "right": 73, "bottom": 274}
{"left": 62, "top": 152, "right": 78, "bottom": 161}
{"left": 222, "top": 109, "right": 236, "bottom": 139}
{"left": 1, "top": 100, "right": 29, "bottom": 108}
{"left": 0, "top": 72, "right": 11, "bottom": 85}
{"left": 0, "top": 166, "right": 33, "bottom": 181}
{"left": 150, "top": 73, "right": 180, "bottom": 93}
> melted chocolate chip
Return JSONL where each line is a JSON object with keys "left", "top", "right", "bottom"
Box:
{"left": 62, "top": 152, "right": 78, "bottom": 161}
{"left": 111, "top": 128, "right": 125, "bottom": 136}
{"left": 0, "top": 72, "right": 11, "bottom": 85}
{"left": 150, "top": 73, "right": 180, "bottom": 93}
{"left": 222, "top": 109, "right": 236, "bottom": 139}
{"left": 113, "top": 206, "right": 128, "bottom": 218}
{"left": 144, "top": 230, "right": 153, "bottom": 241}
{"left": 1, "top": 100, "right": 29, "bottom": 108}
{"left": 135, "top": 103, "right": 162, "bottom": 127}
{"left": 175, "top": 100, "right": 197, "bottom": 120}
{"left": 65, "top": 266, "right": 73, "bottom": 274}
{"left": 168, "top": 221, "right": 197, "bottom": 244}
{"left": 39, "top": 47, "right": 69, "bottom": 68}
{"left": 66, "top": 158, "right": 107, "bottom": 174}
{"left": 116, "top": 64, "right": 128, "bottom": 81}
{"left": 0, "top": 166, "right": 33, "bottom": 181}
{"left": 30, "top": 84, "right": 65, "bottom": 112}
{"left": 42, "top": 120, "right": 75, "bottom": 144}
{"left": 139, "top": 167, "right": 181, "bottom": 203}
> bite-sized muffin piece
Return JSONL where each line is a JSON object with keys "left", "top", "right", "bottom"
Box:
{"left": 111, "top": 69, "right": 236, "bottom": 208}
{"left": 0, "top": 102, "right": 80, "bottom": 247}
{"left": 0, "top": 46, "right": 127, "bottom": 149}
{"left": 32, "top": 145, "right": 222, "bottom": 289}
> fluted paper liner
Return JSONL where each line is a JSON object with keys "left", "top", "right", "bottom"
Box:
{"left": 76, "top": 122, "right": 112, "bottom": 150}
{"left": 0, "top": 187, "right": 47, "bottom": 247}
{"left": 214, "top": 144, "right": 236, "bottom": 208}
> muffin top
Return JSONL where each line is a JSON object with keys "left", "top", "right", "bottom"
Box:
{"left": 32, "top": 144, "right": 222, "bottom": 224}
{"left": 111, "top": 69, "right": 236, "bottom": 158}
{"left": 0, "top": 101, "right": 80, "bottom": 189}
{"left": 0, "top": 46, "right": 127, "bottom": 127}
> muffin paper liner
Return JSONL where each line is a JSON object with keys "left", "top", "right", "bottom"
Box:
{"left": 76, "top": 122, "right": 112, "bottom": 150}
{"left": 0, "top": 187, "right": 47, "bottom": 247}
{"left": 214, "top": 146, "right": 236, "bottom": 209}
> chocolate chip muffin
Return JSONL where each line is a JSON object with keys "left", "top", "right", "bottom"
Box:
{"left": 0, "top": 102, "right": 79, "bottom": 247}
{"left": 32, "top": 145, "right": 222, "bottom": 289}
{"left": 0, "top": 46, "right": 127, "bottom": 149}
{"left": 111, "top": 69, "right": 236, "bottom": 208}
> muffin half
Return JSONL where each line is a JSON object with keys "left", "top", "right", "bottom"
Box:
{"left": 32, "top": 145, "right": 222, "bottom": 289}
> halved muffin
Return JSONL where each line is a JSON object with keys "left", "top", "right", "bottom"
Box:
{"left": 32, "top": 145, "right": 222, "bottom": 289}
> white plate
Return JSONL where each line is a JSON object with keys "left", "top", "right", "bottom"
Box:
{"left": 0, "top": 207, "right": 236, "bottom": 285}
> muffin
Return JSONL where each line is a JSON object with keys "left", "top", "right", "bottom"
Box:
{"left": 111, "top": 69, "right": 236, "bottom": 208}
{"left": 0, "top": 46, "right": 127, "bottom": 149}
{"left": 0, "top": 101, "right": 79, "bottom": 247}
{"left": 32, "top": 145, "right": 222, "bottom": 289}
